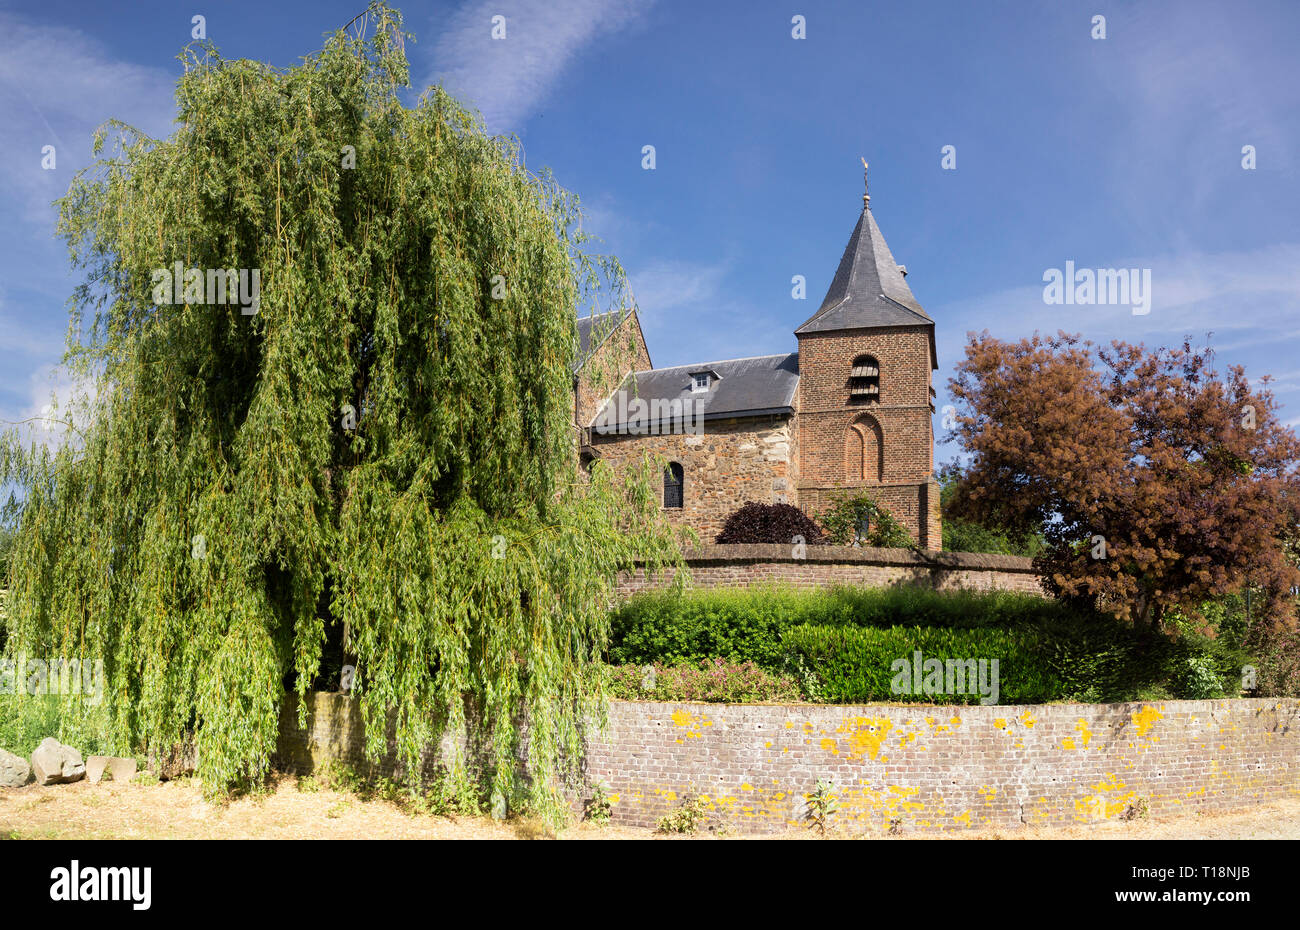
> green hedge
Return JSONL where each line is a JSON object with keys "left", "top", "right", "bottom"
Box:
{"left": 783, "top": 624, "right": 1060, "bottom": 704}
{"left": 608, "top": 585, "right": 1258, "bottom": 704}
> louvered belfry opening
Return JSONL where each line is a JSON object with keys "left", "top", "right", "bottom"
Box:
{"left": 848, "top": 354, "right": 880, "bottom": 404}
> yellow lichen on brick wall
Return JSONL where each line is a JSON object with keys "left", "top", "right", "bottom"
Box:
{"left": 837, "top": 716, "right": 894, "bottom": 760}
{"left": 277, "top": 695, "right": 1300, "bottom": 835}
{"left": 1074, "top": 773, "right": 1137, "bottom": 822}
{"left": 1131, "top": 704, "right": 1164, "bottom": 740}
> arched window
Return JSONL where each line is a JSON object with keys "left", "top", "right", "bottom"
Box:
{"left": 846, "top": 414, "right": 883, "bottom": 481}
{"left": 663, "top": 462, "right": 684, "bottom": 508}
{"left": 848, "top": 354, "right": 880, "bottom": 404}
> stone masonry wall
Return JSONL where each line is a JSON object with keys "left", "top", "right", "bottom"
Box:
{"left": 575, "top": 311, "right": 652, "bottom": 429}
{"left": 591, "top": 416, "right": 796, "bottom": 542}
{"left": 615, "top": 543, "right": 1045, "bottom": 597}
{"left": 276, "top": 694, "right": 1300, "bottom": 834}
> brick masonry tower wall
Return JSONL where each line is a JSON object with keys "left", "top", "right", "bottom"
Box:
{"left": 276, "top": 694, "right": 1300, "bottom": 834}
{"left": 614, "top": 544, "right": 1045, "bottom": 597}
{"left": 794, "top": 326, "right": 939, "bottom": 547}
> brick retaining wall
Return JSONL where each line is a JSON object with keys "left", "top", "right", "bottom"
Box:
{"left": 617, "top": 543, "right": 1045, "bottom": 597}
{"left": 277, "top": 694, "right": 1299, "bottom": 835}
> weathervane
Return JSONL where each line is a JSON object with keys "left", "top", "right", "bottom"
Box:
{"left": 861, "top": 157, "right": 870, "bottom": 208}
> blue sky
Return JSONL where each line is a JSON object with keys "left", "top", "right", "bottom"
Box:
{"left": 2, "top": 0, "right": 1298, "bottom": 466}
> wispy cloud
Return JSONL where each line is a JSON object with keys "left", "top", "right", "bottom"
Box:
{"left": 932, "top": 240, "right": 1300, "bottom": 462}
{"left": 1084, "top": 1, "right": 1298, "bottom": 228}
{"left": 0, "top": 12, "right": 173, "bottom": 440}
{"left": 934, "top": 242, "right": 1300, "bottom": 364}
{"left": 0, "top": 12, "right": 176, "bottom": 225}
{"left": 627, "top": 256, "right": 795, "bottom": 367}
{"left": 426, "top": 0, "right": 655, "bottom": 133}
{"left": 2, "top": 362, "right": 98, "bottom": 453}
{"left": 629, "top": 258, "right": 730, "bottom": 313}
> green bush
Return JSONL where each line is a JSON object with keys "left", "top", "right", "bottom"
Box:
{"left": 0, "top": 695, "right": 118, "bottom": 759}
{"left": 609, "top": 585, "right": 1259, "bottom": 705}
{"left": 783, "top": 624, "right": 1061, "bottom": 704}
{"left": 942, "top": 516, "right": 1044, "bottom": 557}
{"left": 1179, "top": 655, "right": 1227, "bottom": 699}
{"left": 608, "top": 585, "right": 1083, "bottom": 669}
{"left": 818, "top": 495, "right": 913, "bottom": 548}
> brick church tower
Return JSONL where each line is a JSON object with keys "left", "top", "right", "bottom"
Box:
{"left": 794, "top": 163, "right": 942, "bottom": 549}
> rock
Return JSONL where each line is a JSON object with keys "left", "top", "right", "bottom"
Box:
{"left": 86, "top": 756, "right": 138, "bottom": 785}
{"left": 148, "top": 740, "right": 197, "bottom": 780}
{"left": 0, "top": 749, "right": 31, "bottom": 788}
{"left": 30, "top": 738, "right": 86, "bottom": 785}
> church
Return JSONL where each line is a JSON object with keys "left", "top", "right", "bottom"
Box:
{"left": 573, "top": 167, "right": 941, "bottom": 549}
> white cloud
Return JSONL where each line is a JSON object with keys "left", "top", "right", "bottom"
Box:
{"left": 4, "top": 362, "right": 98, "bottom": 453}
{"left": 629, "top": 258, "right": 729, "bottom": 313}
{"left": 0, "top": 13, "right": 170, "bottom": 449}
{"left": 929, "top": 242, "right": 1300, "bottom": 455}
{"left": 1084, "top": 1, "right": 1297, "bottom": 222}
{"left": 933, "top": 242, "right": 1300, "bottom": 365}
{"left": 625, "top": 256, "right": 796, "bottom": 367}
{"left": 0, "top": 12, "right": 176, "bottom": 225}
{"left": 427, "top": 0, "right": 655, "bottom": 133}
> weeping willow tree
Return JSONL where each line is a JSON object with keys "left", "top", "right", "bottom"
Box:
{"left": 0, "top": 3, "right": 683, "bottom": 815}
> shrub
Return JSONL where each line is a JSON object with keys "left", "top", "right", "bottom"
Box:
{"left": 942, "top": 516, "right": 1044, "bottom": 557}
{"left": 585, "top": 781, "right": 613, "bottom": 825}
{"left": 0, "top": 695, "right": 118, "bottom": 759}
{"left": 609, "top": 588, "right": 800, "bottom": 668}
{"left": 1179, "top": 654, "right": 1227, "bottom": 699}
{"left": 656, "top": 795, "right": 709, "bottom": 834}
{"left": 608, "top": 585, "right": 1081, "bottom": 669}
{"left": 604, "top": 658, "right": 802, "bottom": 703}
{"left": 1246, "top": 631, "right": 1300, "bottom": 697}
{"left": 782, "top": 624, "right": 1061, "bottom": 704}
{"left": 608, "top": 585, "right": 1258, "bottom": 704}
{"left": 715, "top": 502, "right": 825, "bottom": 545}
{"left": 818, "top": 494, "right": 912, "bottom": 548}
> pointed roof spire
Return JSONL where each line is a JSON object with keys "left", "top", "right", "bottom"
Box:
{"left": 795, "top": 163, "right": 934, "bottom": 342}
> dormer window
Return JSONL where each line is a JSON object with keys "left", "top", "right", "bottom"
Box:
{"left": 691, "top": 372, "right": 711, "bottom": 393}
{"left": 848, "top": 354, "right": 880, "bottom": 404}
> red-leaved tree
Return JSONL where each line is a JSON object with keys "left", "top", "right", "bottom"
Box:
{"left": 947, "top": 331, "right": 1300, "bottom": 634}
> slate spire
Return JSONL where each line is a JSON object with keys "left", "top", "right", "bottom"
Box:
{"left": 795, "top": 164, "right": 932, "bottom": 335}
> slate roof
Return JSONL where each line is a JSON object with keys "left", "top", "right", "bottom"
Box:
{"left": 592, "top": 353, "right": 799, "bottom": 427}
{"left": 575, "top": 310, "right": 624, "bottom": 371}
{"left": 795, "top": 205, "right": 933, "bottom": 334}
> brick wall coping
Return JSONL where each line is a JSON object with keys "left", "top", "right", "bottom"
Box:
{"left": 605, "top": 696, "right": 1277, "bottom": 712}
{"left": 675, "top": 543, "right": 1037, "bottom": 573}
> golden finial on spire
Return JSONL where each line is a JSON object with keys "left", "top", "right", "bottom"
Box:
{"left": 861, "top": 157, "right": 870, "bottom": 207}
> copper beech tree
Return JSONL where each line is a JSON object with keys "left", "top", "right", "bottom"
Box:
{"left": 947, "top": 331, "right": 1300, "bottom": 634}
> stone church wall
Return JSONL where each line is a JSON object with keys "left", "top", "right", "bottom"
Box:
{"left": 590, "top": 415, "right": 795, "bottom": 542}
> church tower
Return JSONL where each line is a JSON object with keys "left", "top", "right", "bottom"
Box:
{"left": 794, "top": 163, "right": 941, "bottom": 549}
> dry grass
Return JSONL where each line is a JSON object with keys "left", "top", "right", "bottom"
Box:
{"left": 2, "top": 775, "right": 1297, "bottom": 840}
{"left": 0, "top": 775, "right": 648, "bottom": 840}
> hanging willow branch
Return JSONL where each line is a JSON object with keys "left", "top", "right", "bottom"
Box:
{"left": 0, "top": 1, "right": 684, "bottom": 817}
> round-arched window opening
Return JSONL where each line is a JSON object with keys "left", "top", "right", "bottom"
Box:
{"left": 663, "top": 462, "right": 684, "bottom": 509}
{"left": 848, "top": 354, "right": 880, "bottom": 404}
